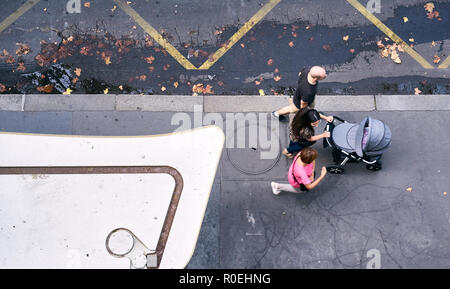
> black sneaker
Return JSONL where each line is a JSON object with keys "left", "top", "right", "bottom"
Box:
{"left": 271, "top": 111, "right": 288, "bottom": 122}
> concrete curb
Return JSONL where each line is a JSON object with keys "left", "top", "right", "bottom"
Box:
{"left": 0, "top": 94, "right": 449, "bottom": 112}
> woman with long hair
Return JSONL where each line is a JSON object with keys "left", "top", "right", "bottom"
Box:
{"left": 283, "top": 107, "right": 331, "bottom": 158}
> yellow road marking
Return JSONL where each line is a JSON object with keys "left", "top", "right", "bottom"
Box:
{"left": 438, "top": 56, "right": 450, "bottom": 69}
{"left": 198, "top": 0, "right": 281, "bottom": 70}
{"left": 0, "top": 0, "right": 41, "bottom": 34}
{"left": 114, "top": 0, "right": 197, "bottom": 70}
{"left": 346, "top": 0, "right": 434, "bottom": 69}
{"left": 115, "top": 0, "right": 280, "bottom": 70}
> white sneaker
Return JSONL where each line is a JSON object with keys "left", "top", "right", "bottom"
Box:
{"left": 271, "top": 182, "right": 281, "bottom": 195}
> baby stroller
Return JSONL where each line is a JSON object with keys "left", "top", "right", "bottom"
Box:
{"left": 323, "top": 116, "right": 392, "bottom": 174}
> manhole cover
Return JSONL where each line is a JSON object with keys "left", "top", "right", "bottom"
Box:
{"left": 226, "top": 124, "right": 281, "bottom": 175}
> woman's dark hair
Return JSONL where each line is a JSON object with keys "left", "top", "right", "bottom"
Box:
{"left": 291, "top": 108, "right": 320, "bottom": 140}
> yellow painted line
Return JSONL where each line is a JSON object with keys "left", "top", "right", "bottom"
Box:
{"left": 198, "top": 0, "right": 281, "bottom": 70}
{"left": 346, "top": 0, "right": 434, "bottom": 69}
{"left": 0, "top": 0, "right": 40, "bottom": 34}
{"left": 114, "top": 0, "right": 197, "bottom": 70}
{"left": 438, "top": 56, "right": 450, "bottom": 69}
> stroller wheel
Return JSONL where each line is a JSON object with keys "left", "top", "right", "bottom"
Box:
{"left": 366, "top": 162, "right": 382, "bottom": 171}
{"left": 327, "top": 165, "right": 345, "bottom": 174}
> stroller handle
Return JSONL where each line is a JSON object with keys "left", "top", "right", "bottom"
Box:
{"left": 333, "top": 116, "right": 346, "bottom": 123}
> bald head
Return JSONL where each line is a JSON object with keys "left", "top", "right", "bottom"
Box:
{"left": 310, "top": 66, "right": 327, "bottom": 81}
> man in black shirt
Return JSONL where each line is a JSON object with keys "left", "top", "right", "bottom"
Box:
{"left": 272, "top": 66, "right": 333, "bottom": 123}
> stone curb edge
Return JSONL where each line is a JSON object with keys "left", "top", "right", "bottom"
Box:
{"left": 0, "top": 94, "right": 449, "bottom": 112}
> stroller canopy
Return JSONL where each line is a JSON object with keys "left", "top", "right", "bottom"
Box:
{"left": 332, "top": 117, "right": 392, "bottom": 157}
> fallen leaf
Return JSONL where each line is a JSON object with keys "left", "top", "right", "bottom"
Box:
{"left": 80, "top": 46, "right": 90, "bottom": 56}
{"left": 403, "top": 17, "right": 409, "bottom": 23}
{"left": 72, "top": 77, "right": 79, "bottom": 84}
{"left": 161, "top": 86, "right": 166, "bottom": 92}
{"left": 111, "top": 5, "right": 117, "bottom": 12}
{"left": 0, "top": 83, "right": 6, "bottom": 92}
{"left": 393, "top": 56, "right": 402, "bottom": 64}
{"left": 104, "top": 56, "right": 112, "bottom": 65}
{"left": 406, "top": 187, "right": 413, "bottom": 192}
{"left": 37, "top": 84, "right": 54, "bottom": 93}
{"left": 427, "top": 11, "right": 440, "bottom": 20}
{"left": 0, "top": 49, "right": 8, "bottom": 58}
{"left": 75, "top": 68, "right": 81, "bottom": 77}
{"left": 139, "top": 75, "right": 147, "bottom": 81}
{"left": 377, "top": 40, "right": 385, "bottom": 49}
{"left": 274, "top": 75, "right": 281, "bottom": 82}
{"left": 349, "top": 49, "right": 355, "bottom": 54}
{"left": 145, "top": 56, "right": 155, "bottom": 64}
{"left": 397, "top": 44, "right": 405, "bottom": 52}
{"left": 414, "top": 88, "right": 422, "bottom": 95}
{"left": 218, "top": 81, "right": 224, "bottom": 87}
{"left": 322, "top": 44, "right": 332, "bottom": 52}
{"left": 16, "top": 62, "right": 26, "bottom": 72}
{"left": 409, "top": 38, "right": 415, "bottom": 42}
{"left": 15, "top": 43, "right": 31, "bottom": 56}
{"left": 204, "top": 84, "right": 214, "bottom": 94}
{"left": 267, "top": 59, "right": 273, "bottom": 66}
{"left": 259, "top": 89, "right": 265, "bottom": 96}
{"left": 119, "top": 85, "right": 124, "bottom": 90}
{"left": 391, "top": 49, "right": 399, "bottom": 60}
{"left": 173, "top": 81, "right": 179, "bottom": 88}
{"left": 433, "top": 55, "right": 441, "bottom": 64}
{"left": 424, "top": 2, "right": 435, "bottom": 13}
{"left": 84, "top": 2, "right": 90, "bottom": 8}
{"left": 63, "top": 88, "right": 72, "bottom": 95}
{"left": 103, "top": 88, "right": 109, "bottom": 94}
{"left": 255, "top": 80, "right": 261, "bottom": 85}
{"left": 431, "top": 41, "right": 437, "bottom": 47}
{"left": 192, "top": 83, "right": 204, "bottom": 94}
{"left": 444, "top": 192, "right": 447, "bottom": 195}
{"left": 343, "top": 35, "right": 349, "bottom": 41}
{"left": 240, "top": 43, "right": 245, "bottom": 48}
{"left": 288, "top": 41, "right": 295, "bottom": 48}
{"left": 274, "top": 68, "right": 279, "bottom": 73}
{"left": 381, "top": 48, "right": 390, "bottom": 57}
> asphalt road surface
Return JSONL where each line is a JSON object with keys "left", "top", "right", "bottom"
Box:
{"left": 0, "top": 0, "right": 448, "bottom": 95}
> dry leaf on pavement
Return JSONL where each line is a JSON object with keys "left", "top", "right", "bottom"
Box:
{"left": 424, "top": 2, "right": 435, "bottom": 13}
{"left": 433, "top": 55, "right": 441, "bottom": 64}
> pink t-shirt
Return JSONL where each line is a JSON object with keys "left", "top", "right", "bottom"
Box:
{"left": 288, "top": 158, "right": 313, "bottom": 188}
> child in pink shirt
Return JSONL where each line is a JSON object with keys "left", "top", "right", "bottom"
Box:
{"left": 272, "top": 147, "right": 327, "bottom": 194}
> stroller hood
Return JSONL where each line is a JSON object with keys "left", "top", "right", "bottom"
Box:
{"left": 332, "top": 117, "right": 392, "bottom": 157}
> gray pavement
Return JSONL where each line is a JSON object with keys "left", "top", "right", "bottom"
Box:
{"left": 1, "top": 103, "right": 450, "bottom": 268}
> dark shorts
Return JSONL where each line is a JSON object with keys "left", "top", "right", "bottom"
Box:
{"left": 286, "top": 140, "right": 316, "bottom": 154}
